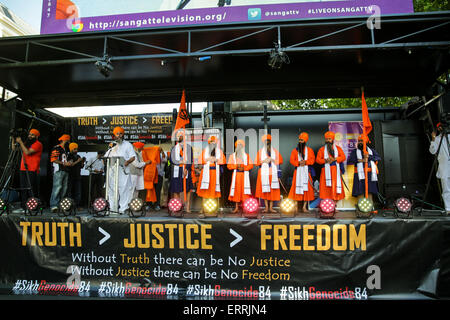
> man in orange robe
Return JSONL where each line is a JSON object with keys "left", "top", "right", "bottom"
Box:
{"left": 197, "top": 136, "right": 226, "bottom": 214}
{"left": 288, "top": 132, "right": 315, "bottom": 213}
{"left": 255, "top": 134, "right": 283, "bottom": 213}
{"left": 316, "top": 131, "right": 346, "bottom": 203}
{"left": 227, "top": 139, "right": 253, "bottom": 213}
{"left": 141, "top": 145, "right": 160, "bottom": 205}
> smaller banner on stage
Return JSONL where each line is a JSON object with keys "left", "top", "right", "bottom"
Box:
{"left": 72, "top": 114, "right": 173, "bottom": 144}
{"left": 329, "top": 121, "right": 363, "bottom": 209}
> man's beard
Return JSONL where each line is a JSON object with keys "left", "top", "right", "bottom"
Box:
{"left": 358, "top": 143, "right": 364, "bottom": 151}
{"left": 209, "top": 144, "right": 216, "bottom": 157}
{"left": 326, "top": 141, "right": 334, "bottom": 156}
{"left": 115, "top": 137, "right": 123, "bottom": 144}
{"left": 25, "top": 137, "right": 36, "bottom": 148}
{"left": 266, "top": 143, "right": 271, "bottom": 153}
{"left": 298, "top": 142, "right": 305, "bottom": 158}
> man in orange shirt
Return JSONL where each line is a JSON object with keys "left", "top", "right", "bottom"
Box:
{"left": 227, "top": 139, "right": 253, "bottom": 213}
{"left": 12, "top": 129, "right": 43, "bottom": 211}
{"left": 255, "top": 134, "right": 283, "bottom": 213}
{"left": 288, "top": 132, "right": 315, "bottom": 213}
{"left": 316, "top": 131, "right": 346, "bottom": 203}
{"left": 197, "top": 135, "right": 226, "bottom": 215}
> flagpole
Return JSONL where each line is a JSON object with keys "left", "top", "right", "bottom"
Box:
{"left": 183, "top": 127, "right": 187, "bottom": 202}
{"left": 362, "top": 89, "right": 369, "bottom": 199}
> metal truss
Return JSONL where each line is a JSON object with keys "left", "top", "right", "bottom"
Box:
{"left": 0, "top": 13, "right": 449, "bottom": 69}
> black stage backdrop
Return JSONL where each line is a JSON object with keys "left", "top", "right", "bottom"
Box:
{"left": 0, "top": 215, "right": 449, "bottom": 300}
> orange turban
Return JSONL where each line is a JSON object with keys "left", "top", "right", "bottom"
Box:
{"left": 29, "top": 129, "right": 40, "bottom": 137}
{"left": 324, "top": 131, "right": 335, "bottom": 140}
{"left": 208, "top": 136, "right": 217, "bottom": 144}
{"left": 133, "top": 142, "right": 145, "bottom": 149}
{"left": 235, "top": 139, "right": 245, "bottom": 148}
{"left": 58, "top": 134, "right": 71, "bottom": 141}
{"left": 113, "top": 126, "right": 125, "bottom": 135}
{"left": 358, "top": 134, "right": 370, "bottom": 143}
{"left": 262, "top": 134, "right": 272, "bottom": 142}
{"left": 69, "top": 143, "right": 78, "bottom": 152}
{"left": 175, "top": 130, "right": 185, "bottom": 138}
{"left": 298, "top": 132, "right": 309, "bottom": 142}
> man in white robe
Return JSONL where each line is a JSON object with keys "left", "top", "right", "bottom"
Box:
{"left": 105, "top": 127, "right": 136, "bottom": 214}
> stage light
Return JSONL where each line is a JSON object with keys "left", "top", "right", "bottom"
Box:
{"left": 92, "top": 197, "right": 109, "bottom": 216}
{"left": 280, "top": 198, "right": 296, "bottom": 216}
{"left": 168, "top": 198, "right": 183, "bottom": 212}
{"left": 243, "top": 197, "right": 259, "bottom": 217}
{"left": 268, "top": 42, "right": 290, "bottom": 70}
{"left": 128, "top": 198, "right": 145, "bottom": 217}
{"left": 0, "top": 198, "right": 7, "bottom": 215}
{"left": 394, "top": 197, "right": 412, "bottom": 217}
{"left": 356, "top": 197, "right": 374, "bottom": 218}
{"left": 58, "top": 197, "right": 76, "bottom": 216}
{"left": 319, "top": 199, "right": 336, "bottom": 218}
{"left": 25, "top": 197, "right": 43, "bottom": 216}
{"left": 95, "top": 55, "right": 114, "bottom": 78}
{"left": 168, "top": 198, "right": 183, "bottom": 217}
{"left": 203, "top": 198, "right": 218, "bottom": 216}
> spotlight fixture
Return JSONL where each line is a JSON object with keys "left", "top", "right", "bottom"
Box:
{"left": 0, "top": 198, "right": 7, "bottom": 215}
{"left": 168, "top": 198, "right": 183, "bottom": 217}
{"left": 394, "top": 197, "right": 412, "bottom": 218}
{"left": 268, "top": 42, "right": 290, "bottom": 70}
{"left": 318, "top": 199, "right": 336, "bottom": 219}
{"left": 128, "top": 198, "right": 145, "bottom": 217}
{"left": 25, "top": 197, "right": 43, "bottom": 216}
{"left": 203, "top": 198, "right": 218, "bottom": 216}
{"left": 58, "top": 197, "right": 76, "bottom": 216}
{"left": 243, "top": 197, "right": 259, "bottom": 218}
{"left": 280, "top": 198, "right": 296, "bottom": 216}
{"left": 95, "top": 54, "right": 114, "bottom": 78}
{"left": 91, "top": 197, "right": 109, "bottom": 217}
{"left": 356, "top": 197, "right": 374, "bottom": 218}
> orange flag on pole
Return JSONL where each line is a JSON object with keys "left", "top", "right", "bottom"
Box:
{"left": 362, "top": 91, "right": 372, "bottom": 136}
{"left": 174, "top": 90, "right": 190, "bottom": 132}
{"left": 174, "top": 90, "right": 190, "bottom": 202}
{"left": 361, "top": 90, "right": 372, "bottom": 199}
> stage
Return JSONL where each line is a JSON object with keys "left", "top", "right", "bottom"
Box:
{"left": 1, "top": 206, "right": 450, "bottom": 300}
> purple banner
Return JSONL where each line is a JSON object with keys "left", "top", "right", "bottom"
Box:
{"left": 41, "top": 0, "right": 414, "bottom": 35}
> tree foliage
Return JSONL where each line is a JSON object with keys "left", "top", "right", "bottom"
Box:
{"left": 272, "top": 1, "right": 449, "bottom": 110}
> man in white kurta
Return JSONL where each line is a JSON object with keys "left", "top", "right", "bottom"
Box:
{"left": 430, "top": 123, "right": 450, "bottom": 213}
{"left": 130, "top": 142, "right": 152, "bottom": 199}
{"left": 106, "top": 127, "right": 136, "bottom": 214}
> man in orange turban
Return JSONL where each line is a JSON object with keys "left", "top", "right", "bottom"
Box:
{"left": 227, "top": 139, "right": 253, "bottom": 213}
{"left": 130, "top": 142, "right": 152, "bottom": 203}
{"left": 288, "top": 132, "right": 315, "bottom": 213}
{"left": 197, "top": 135, "right": 226, "bottom": 216}
{"left": 255, "top": 133, "right": 283, "bottom": 213}
{"left": 170, "top": 130, "right": 195, "bottom": 213}
{"left": 316, "top": 131, "right": 346, "bottom": 203}
{"left": 347, "top": 134, "right": 381, "bottom": 201}
{"left": 12, "top": 129, "right": 43, "bottom": 211}
{"left": 105, "top": 126, "right": 136, "bottom": 213}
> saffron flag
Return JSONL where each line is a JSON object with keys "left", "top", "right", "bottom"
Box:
{"left": 361, "top": 91, "right": 372, "bottom": 199}
{"left": 174, "top": 90, "right": 190, "bottom": 132}
{"left": 361, "top": 91, "right": 372, "bottom": 136}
